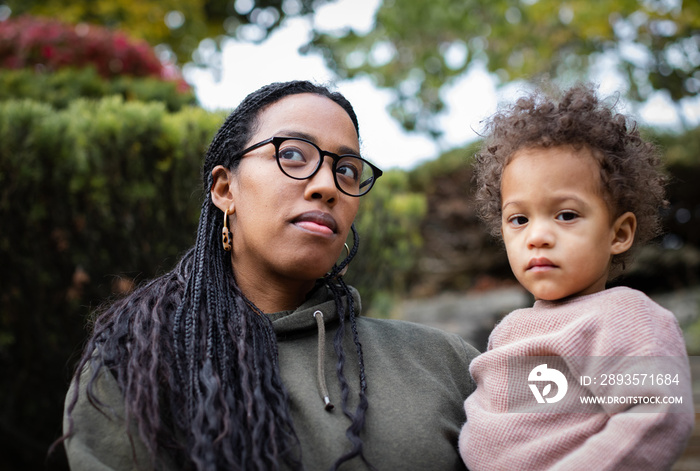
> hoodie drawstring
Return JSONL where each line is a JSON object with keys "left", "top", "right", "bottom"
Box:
{"left": 313, "top": 310, "right": 334, "bottom": 411}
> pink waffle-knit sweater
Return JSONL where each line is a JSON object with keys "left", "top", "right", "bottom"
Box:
{"left": 459, "top": 287, "right": 694, "bottom": 471}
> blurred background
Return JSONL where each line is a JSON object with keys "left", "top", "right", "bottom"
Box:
{"left": 0, "top": 0, "right": 698, "bottom": 469}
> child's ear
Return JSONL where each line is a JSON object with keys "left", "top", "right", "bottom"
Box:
{"left": 610, "top": 211, "right": 636, "bottom": 255}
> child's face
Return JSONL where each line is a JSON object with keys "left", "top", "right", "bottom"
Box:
{"left": 500, "top": 146, "right": 635, "bottom": 301}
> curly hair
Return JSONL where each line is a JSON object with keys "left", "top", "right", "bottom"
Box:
{"left": 61, "top": 81, "right": 372, "bottom": 470}
{"left": 474, "top": 83, "right": 667, "bottom": 273}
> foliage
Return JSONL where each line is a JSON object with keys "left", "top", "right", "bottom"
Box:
{"left": 648, "top": 128, "right": 700, "bottom": 283}
{"left": 0, "top": 96, "right": 223, "bottom": 469}
{"left": 345, "top": 168, "right": 427, "bottom": 316}
{"left": 652, "top": 124, "right": 700, "bottom": 166}
{"left": 0, "top": 15, "right": 174, "bottom": 79}
{"left": 0, "top": 66, "right": 195, "bottom": 111}
{"left": 681, "top": 297, "right": 700, "bottom": 355}
{"left": 9, "top": 1, "right": 698, "bottom": 136}
{"left": 308, "top": 0, "right": 700, "bottom": 136}
{"left": 3, "top": 0, "right": 336, "bottom": 65}
{"left": 407, "top": 142, "right": 481, "bottom": 192}
{"left": 405, "top": 145, "right": 511, "bottom": 295}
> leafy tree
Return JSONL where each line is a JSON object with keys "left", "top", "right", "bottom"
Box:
{"left": 307, "top": 0, "right": 700, "bottom": 135}
{"left": 2, "top": 0, "right": 335, "bottom": 66}
{"left": 8, "top": 0, "right": 697, "bottom": 135}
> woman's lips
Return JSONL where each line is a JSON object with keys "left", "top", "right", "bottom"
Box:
{"left": 292, "top": 211, "right": 338, "bottom": 236}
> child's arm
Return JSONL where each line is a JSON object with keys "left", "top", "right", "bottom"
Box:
{"left": 553, "top": 294, "right": 695, "bottom": 470}
{"left": 552, "top": 357, "right": 694, "bottom": 470}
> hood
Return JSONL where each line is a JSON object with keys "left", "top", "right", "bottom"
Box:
{"left": 267, "top": 282, "right": 362, "bottom": 336}
{"left": 266, "top": 281, "right": 363, "bottom": 411}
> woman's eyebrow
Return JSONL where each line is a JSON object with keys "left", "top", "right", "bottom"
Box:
{"left": 276, "top": 129, "right": 314, "bottom": 141}
{"left": 276, "top": 129, "right": 361, "bottom": 156}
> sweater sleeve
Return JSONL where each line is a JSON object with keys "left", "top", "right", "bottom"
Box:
{"left": 550, "top": 410, "right": 693, "bottom": 471}
{"left": 63, "top": 366, "right": 153, "bottom": 471}
{"left": 550, "top": 291, "right": 695, "bottom": 470}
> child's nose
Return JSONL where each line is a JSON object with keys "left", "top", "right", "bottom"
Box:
{"left": 527, "top": 220, "right": 555, "bottom": 249}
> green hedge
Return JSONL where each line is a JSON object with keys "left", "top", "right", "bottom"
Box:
{"left": 0, "top": 67, "right": 196, "bottom": 111}
{"left": 0, "top": 97, "right": 222, "bottom": 469}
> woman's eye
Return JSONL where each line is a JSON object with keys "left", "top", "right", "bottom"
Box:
{"left": 278, "top": 147, "right": 306, "bottom": 162}
{"left": 336, "top": 162, "right": 360, "bottom": 181}
{"left": 556, "top": 211, "right": 579, "bottom": 222}
{"left": 508, "top": 215, "right": 528, "bottom": 227}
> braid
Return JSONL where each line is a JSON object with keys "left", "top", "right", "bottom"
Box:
{"left": 63, "top": 81, "right": 370, "bottom": 471}
{"left": 323, "top": 225, "right": 374, "bottom": 471}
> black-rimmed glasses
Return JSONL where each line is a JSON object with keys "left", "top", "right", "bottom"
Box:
{"left": 234, "top": 136, "right": 383, "bottom": 197}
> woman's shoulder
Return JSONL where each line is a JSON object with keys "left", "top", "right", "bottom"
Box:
{"left": 358, "top": 317, "right": 480, "bottom": 359}
{"left": 63, "top": 364, "right": 155, "bottom": 471}
{"left": 358, "top": 315, "right": 464, "bottom": 337}
{"left": 66, "top": 362, "right": 124, "bottom": 418}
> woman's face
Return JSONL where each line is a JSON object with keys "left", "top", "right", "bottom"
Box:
{"left": 218, "top": 93, "right": 361, "bottom": 290}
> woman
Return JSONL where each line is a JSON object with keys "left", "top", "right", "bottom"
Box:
{"left": 62, "top": 80, "right": 478, "bottom": 470}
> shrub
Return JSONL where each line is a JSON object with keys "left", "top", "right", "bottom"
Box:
{"left": 0, "top": 15, "right": 189, "bottom": 89}
{"left": 0, "top": 66, "right": 196, "bottom": 111}
{"left": 0, "top": 96, "right": 222, "bottom": 469}
{"left": 346, "top": 169, "right": 427, "bottom": 315}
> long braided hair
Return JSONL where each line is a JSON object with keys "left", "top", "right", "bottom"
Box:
{"left": 63, "top": 81, "right": 372, "bottom": 470}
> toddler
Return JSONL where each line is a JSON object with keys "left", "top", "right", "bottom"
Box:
{"left": 459, "top": 84, "right": 694, "bottom": 470}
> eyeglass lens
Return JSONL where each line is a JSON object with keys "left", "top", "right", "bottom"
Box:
{"left": 276, "top": 138, "right": 376, "bottom": 196}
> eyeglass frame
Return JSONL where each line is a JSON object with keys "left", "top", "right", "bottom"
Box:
{"left": 233, "top": 136, "right": 383, "bottom": 197}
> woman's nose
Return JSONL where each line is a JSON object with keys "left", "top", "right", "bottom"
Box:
{"left": 305, "top": 160, "right": 339, "bottom": 205}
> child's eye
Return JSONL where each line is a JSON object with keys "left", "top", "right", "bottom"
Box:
{"left": 508, "top": 215, "right": 528, "bottom": 227}
{"left": 556, "top": 211, "right": 579, "bottom": 222}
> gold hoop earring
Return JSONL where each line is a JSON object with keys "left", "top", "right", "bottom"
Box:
{"left": 333, "top": 243, "right": 350, "bottom": 277}
{"left": 222, "top": 208, "right": 232, "bottom": 252}
{"left": 339, "top": 243, "right": 350, "bottom": 276}
{"left": 325, "top": 243, "right": 351, "bottom": 278}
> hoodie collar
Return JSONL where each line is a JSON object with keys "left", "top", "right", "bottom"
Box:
{"left": 266, "top": 281, "right": 362, "bottom": 411}
{"left": 266, "top": 282, "right": 362, "bottom": 335}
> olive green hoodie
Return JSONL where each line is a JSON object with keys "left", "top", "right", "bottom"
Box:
{"left": 64, "top": 284, "right": 478, "bottom": 470}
